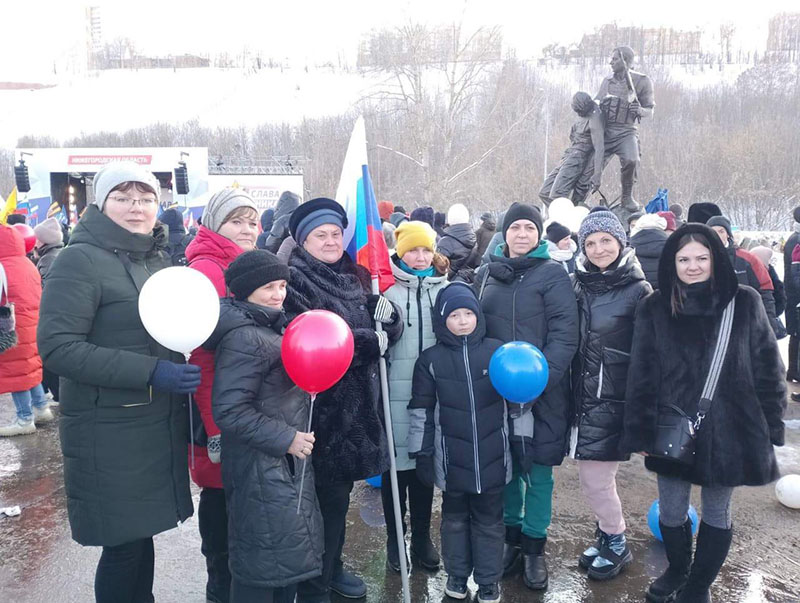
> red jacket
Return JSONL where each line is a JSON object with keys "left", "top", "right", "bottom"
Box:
{"left": 186, "top": 226, "right": 244, "bottom": 489}
{"left": 0, "top": 226, "right": 43, "bottom": 394}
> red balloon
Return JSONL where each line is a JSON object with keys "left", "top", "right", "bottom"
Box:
{"left": 281, "top": 310, "right": 354, "bottom": 395}
{"left": 11, "top": 223, "right": 36, "bottom": 254}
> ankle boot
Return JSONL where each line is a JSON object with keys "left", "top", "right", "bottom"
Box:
{"left": 647, "top": 520, "right": 693, "bottom": 603}
{"left": 502, "top": 525, "right": 522, "bottom": 576}
{"left": 521, "top": 534, "right": 548, "bottom": 590}
{"left": 410, "top": 525, "right": 440, "bottom": 570}
{"left": 676, "top": 522, "right": 732, "bottom": 603}
{"left": 386, "top": 531, "right": 409, "bottom": 573}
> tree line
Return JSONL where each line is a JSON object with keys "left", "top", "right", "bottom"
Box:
{"left": 3, "top": 24, "right": 799, "bottom": 230}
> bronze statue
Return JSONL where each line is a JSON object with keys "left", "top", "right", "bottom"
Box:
{"left": 594, "top": 45, "right": 654, "bottom": 212}
{"left": 539, "top": 91, "right": 605, "bottom": 207}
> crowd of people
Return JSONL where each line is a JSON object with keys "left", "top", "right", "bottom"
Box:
{"left": 0, "top": 161, "right": 791, "bottom": 603}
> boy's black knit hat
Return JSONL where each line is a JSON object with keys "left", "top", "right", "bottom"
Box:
{"left": 225, "top": 250, "right": 289, "bottom": 301}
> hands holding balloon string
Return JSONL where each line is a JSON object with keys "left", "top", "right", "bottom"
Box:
{"left": 288, "top": 431, "right": 316, "bottom": 460}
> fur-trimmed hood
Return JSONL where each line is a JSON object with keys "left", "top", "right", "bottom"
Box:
{"left": 657, "top": 223, "right": 739, "bottom": 310}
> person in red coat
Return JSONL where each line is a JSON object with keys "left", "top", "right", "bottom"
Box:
{"left": 184, "top": 188, "right": 259, "bottom": 603}
{"left": 0, "top": 224, "right": 53, "bottom": 436}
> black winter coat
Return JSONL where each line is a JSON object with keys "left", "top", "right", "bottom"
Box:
{"left": 37, "top": 206, "right": 193, "bottom": 547}
{"left": 209, "top": 299, "right": 323, "bottom": 588}
{"left": 438, "top": 223, "right": 478, "bottom": 279}
{"left": 768, "top": 264, "right": 786, "bottom": 317}
{"left": 728, "top": 245, "right": 782, "bottom": 337}
{"left": 284, "top": 247, "right": 402, "bottom": 484}
{"left": 407, "top": 287, "right": 509, "bottom": 494}
{"left": 783, "top": 230, "right": 800, "bottom": 334}
{"left": 264, "top": 193, "right": 300, "bottom": 253}
{"left": 474, "top": 221, "right": 496, "bottom": 259}
{"left": 475, "top": 246, "right": 579, "bottom": 468}
{"left": 622, "top": 224, "right": 786, "bottom": 487}
{"left": 571, "top": 249, "right": 651, "bottom": 461}
{"left": 630, "top": 228, "right": 667, "bottom": 288}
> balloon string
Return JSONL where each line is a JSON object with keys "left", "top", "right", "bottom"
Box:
{"left": 297, "top": 393, "right": 315, "bottom": 514}
{"left": 186, "top": 352, "right": 195, "bottom": 471}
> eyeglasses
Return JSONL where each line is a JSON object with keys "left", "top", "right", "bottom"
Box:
{"left": 107, "top": 195, "right": 158, "bottom": 208}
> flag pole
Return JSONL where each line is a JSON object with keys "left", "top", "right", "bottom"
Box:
{"left": 372, "top": 276, "right": 411, "bottom": 603}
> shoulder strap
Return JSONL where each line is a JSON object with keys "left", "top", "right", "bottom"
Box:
{"left": 0, "top": 262, "right": 8, "bottom": 305}
{"left": 695, "top": 297, "right": 736, "bottom": 427}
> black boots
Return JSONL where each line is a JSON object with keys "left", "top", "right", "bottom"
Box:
{"left": 647, "top": 520, "right": 693, "bottom": 603}
{"left": 410, "top": 528, "right": 440, "bottom": 570}
{"left": 676, "top": 522, "right": 732, "bottom": 603}
{"left": 502, "top": 525, "right": 522, "bottom": 576}
{"left": 521, "top": 534, "right": 548, "bottom": 590}
{"left": 385, "top": 530, "right": 409, "bottom": 573}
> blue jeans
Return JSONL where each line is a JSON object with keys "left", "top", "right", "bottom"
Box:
{"left": 11, "top": 384, "right": 47, "bottom": 422}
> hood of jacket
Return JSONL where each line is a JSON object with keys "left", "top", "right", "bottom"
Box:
{"left": 431, "top": 282, "right": 487, "bottom": 348}
{"left": 390, "top": 254, "right": 448, "bottom": 291}
{"left": 630, "top": 227, "right": 668, "bottom": 258}
{"left": 205, "top": 297, "right": 286, "bottom": 351}
{"left": 68, "top": 205, "right": 168, "bottom": 258}
{"left": 0, "top": 224, "right": 26, "bottom": 259}
{"left": 185, "top": 225, "right": 243, "bottom": 266}
{"left": 574, "top": 247, "right": 646, "bottom": 294}
{"left": 442, "top": 222, "right": 477, "bottom": 249}
{"left": 657, "top": 223, "right": 739, "bottom": 309}
{"left": 159, "top": 208, "right": 186, "bottom": 234}
{"left": 274, "top": 192, "right": 301, "bottom": 221}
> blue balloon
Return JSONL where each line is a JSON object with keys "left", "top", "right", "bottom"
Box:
{"left": 489, "top": 341, "right": 549, "bottom": 404}
{"left": 647, "top": 499, "right": 699, "bottom": 541}
{"left": 365, "top": 474, "right": 382, "bottom": 488}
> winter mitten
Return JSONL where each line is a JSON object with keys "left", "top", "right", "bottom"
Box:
{"left": 367, "top": 294, "right": 396, "bottom": 324}
{"left": 415, "top": 455, "right": 435, "bottom": 488}
{"left": 149, "top": 360, "right": 202, "bottom": 394}
{"left": 375, "top": 330, "right": 389, "bottom": 356}
{"left": 207, "top": 434, "right": 221, "bottom": 463}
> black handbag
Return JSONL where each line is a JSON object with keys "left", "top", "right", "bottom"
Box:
{"left": 0, "top": 262, "right": 17, "bottom": 353}
{"left": 651, "top": 297, "right": 735, "bottom": 464}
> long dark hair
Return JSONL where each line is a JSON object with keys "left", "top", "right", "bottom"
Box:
{"left": 670, "top": 232, "right": 715, "bottom": 316}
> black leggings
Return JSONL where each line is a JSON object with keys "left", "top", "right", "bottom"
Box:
{"left": 95, "top": 537, "right": 154, "bottom": 603}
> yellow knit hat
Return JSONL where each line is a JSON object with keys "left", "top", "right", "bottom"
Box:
{"left": 395, "top": 220, "right": 437, "bottom": 258}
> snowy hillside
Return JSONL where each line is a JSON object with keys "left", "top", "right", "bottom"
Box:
{"left": 0, "top": 61, "right": 755, "bottom": 149}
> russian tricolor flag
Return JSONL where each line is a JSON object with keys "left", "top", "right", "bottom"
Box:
{"left": 335, "top": 116, "right": 395, "bottom": 293}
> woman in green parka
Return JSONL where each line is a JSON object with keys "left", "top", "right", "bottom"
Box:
{"left": 37, "top": 162, "right": 201, "bottom": 603}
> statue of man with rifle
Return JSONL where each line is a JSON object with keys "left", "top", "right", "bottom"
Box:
{"left": 593, "top": 45, "right": 655, "bottom": 213}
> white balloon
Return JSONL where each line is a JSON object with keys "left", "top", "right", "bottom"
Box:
{"left": 567, "top": 206, "right": 590, "bottom": 233}
{"left": 548, "top": 197, "right": 574, "bottom": 225}
{"left": 775, "top": 474, "right": 800, "bottom": 509}
{"left": 138, "top": 267, "right": 220, "bottom": 356}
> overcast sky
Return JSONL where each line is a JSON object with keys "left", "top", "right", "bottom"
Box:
{"left": 3, "top": 0, "right": 798, "bottom": 78}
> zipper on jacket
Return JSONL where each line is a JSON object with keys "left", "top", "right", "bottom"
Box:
{"left": 416, "top": 280, "right": 424, "bottom": 354}
{"left": 462, "top": 338, "right": 482, "bottom": 494}
{"left": 511, "top": 272, "right": 526, "bottom": 340}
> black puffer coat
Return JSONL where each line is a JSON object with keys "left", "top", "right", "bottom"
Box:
{"left": 630, "top": 227, "right": 667, "bottom": 288}
{"left": 783, "top": 230, "right": 800, "bottom": 335}
{"left": 37, "top": 205, "right": 193, "bottom": 547}
{"left": 264, "top": 192, "right": 300, "bottom": 253}
{"left": 438, "top": 223, "right": 478, "bottom": 279}
{"left": 407, "top": 285, "right": 509, "bottom": 493}
{"left": 209, "top": 299, "right": 323, "bottom": 588}
{"left": 284, "top": 247, "right": 402, "bottom": 484}
{"left": 474, "top": 245, "right": 579, "bottom": 468}
{"left": 622, "top": 224, "right": 786, "bottom": 487}
{"left": 571, "top": 248, "right": 651, "bottom": 461}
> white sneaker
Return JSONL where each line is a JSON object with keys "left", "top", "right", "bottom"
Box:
{"left": 0, "top": 417, "right": 37, "bottom": 437}
{"left": 33, "top": 405, "right": 55, "bottom": 424}
{"left": 44, "top": 391, "right": 54, "bottom": 401}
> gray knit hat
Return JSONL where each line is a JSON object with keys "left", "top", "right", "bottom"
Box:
{"left": 578, "top": 210, "right": 627, "bottom": 253}
{"left": 92, "top": 161, "right": 161, "bottom": 211}
{"left": 201, "top": 188, "right": 258, "bottom": 233}
{"left": 34, "top": 217, "right": 63, "bottom": 246}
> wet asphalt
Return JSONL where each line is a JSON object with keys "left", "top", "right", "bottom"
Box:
{"left": 1, "top": 392, "right": 799, "bottom": 603}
